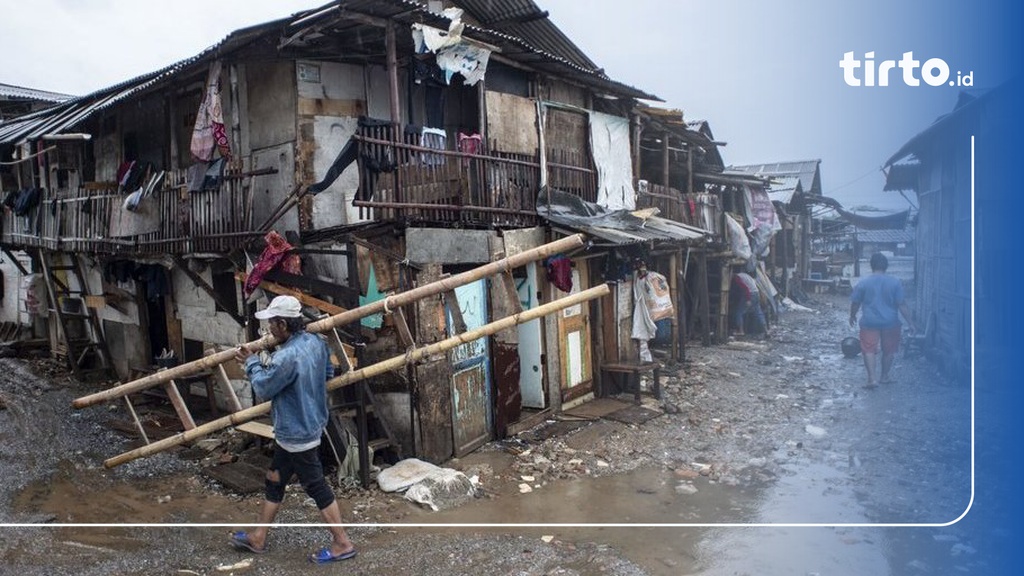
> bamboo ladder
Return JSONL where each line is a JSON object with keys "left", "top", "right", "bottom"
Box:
{"left": 71, "top": 235, "right": 588, "bottom": 466}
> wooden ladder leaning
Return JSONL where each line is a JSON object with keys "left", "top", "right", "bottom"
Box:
{"left": 37, "top": 249, "right": 115, "bottom": 381}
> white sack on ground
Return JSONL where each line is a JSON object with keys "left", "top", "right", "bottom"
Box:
{"left": 404, "top": 468, "right": 476, "bottom": 512}
{"left": 376, "top": 458, "right": 442, "bottom": 493}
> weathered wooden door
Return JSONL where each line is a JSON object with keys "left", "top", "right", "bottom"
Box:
{"left": 516, "top": 263, "right": 545, "bottom": 409}
{"left": 446, "top": 279, "right": 493, "bottom": 456}
{"left": 557, "top": 264, "right": 592, "bottom": 402}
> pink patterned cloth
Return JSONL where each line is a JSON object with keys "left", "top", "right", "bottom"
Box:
{"left": 191, "top": 60, "right": 231, "bottom": 161}
{"left": 245, "top": 231, "right": 302, "bottom": 297}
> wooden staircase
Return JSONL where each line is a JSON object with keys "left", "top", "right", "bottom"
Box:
{"left": 38, "top": 250, "right": 114, "bottom": 381}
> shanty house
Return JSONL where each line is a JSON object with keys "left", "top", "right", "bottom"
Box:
{"left": 883, "top": 84, "right": 1015, "bottom": 380}
{"left": 0, "top": 0, "right": 693, "bottom": 465}
{"left": 726, "top": 160, "right": 822, "bottom": 300}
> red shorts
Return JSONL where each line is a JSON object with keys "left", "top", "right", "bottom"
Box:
{"left": 860, "top": 326, "right": 901, "bottom": 355}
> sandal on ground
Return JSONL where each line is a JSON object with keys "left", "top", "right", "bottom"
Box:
{"left": 309, "top": 547, "right": 357, "bottom": 564}
{"left": 230, "top": 531, "right": 267, "bottom": 554}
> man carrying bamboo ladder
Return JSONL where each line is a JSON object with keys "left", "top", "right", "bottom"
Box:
{"left": 229, "top": 295, "right": 356, "bottom": 564}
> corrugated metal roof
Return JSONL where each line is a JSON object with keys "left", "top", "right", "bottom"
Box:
{"left": 537, "top": 188, "right": 709, "bottom": 245}
{"left": 1, "top": 0, "right": 656, "bottom": 145}
{"left": 378, "top": 0, "right": 657, "bottom": 99}
{"left": 766, "top": 176, "right": 801, "bottom": 205}
{"left": 883, "top": 162, "right": 919, "bottom": 192}
{"left": 885, "top": 83, "right": 1009, "bottom": 166}
{"left": 727, "top": 160, "right": 822, "bottom": 196}
{"left": 854, "top": 227, "right": 915, "bottom": 244}
{"left": 0, "top": 11, "right": 306, "bottom": 145}
{"left": 0, "top": 83, "right": 74, "bottom": 103}
{"left": 455, "top": 0, "right": 597, "bottom": 70}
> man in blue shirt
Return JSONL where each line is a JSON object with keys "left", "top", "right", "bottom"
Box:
{"left": 229, "top": 295, "right": 356, "bottom": 564}
{"left": 849, "top": 253, "right": 917, "bottom": 387}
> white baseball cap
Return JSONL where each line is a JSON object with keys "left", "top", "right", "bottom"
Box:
{"left": 254, "top": 295, "right": 303, "bottom": 319}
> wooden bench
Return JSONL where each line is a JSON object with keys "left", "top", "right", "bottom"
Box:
{"left": 601, "top": 361, "right": 662, "bottom": 405}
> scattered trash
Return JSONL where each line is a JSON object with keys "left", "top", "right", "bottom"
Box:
{"left": 518, "top": 483, "right": 533, "bottom": 494}
{"left": 541, "top": 535, "right": 555, "bottom": 543}
{"left": 805, "top": 425, "right": 827, "bottom": 438}
{"left": 378, "top": 458, "right": 442, "bottom": 493}
{"left": 215, "top": 558, "right": 254, "bottom": 572}
{"left": 157, "top": 495, "right": 172, "bottom": 504}
{"left": 674, "top": 483, "right": 698, "bottom": 495}
{"left": 521, "top": 475, "right": 535, "bottom": 482}
{"left": 403, "top": 468, "right": 476, "bottom": 511}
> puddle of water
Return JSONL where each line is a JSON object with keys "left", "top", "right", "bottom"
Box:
{"left": 12, "top": 460, "right": 245, "bottom": 525}
{"left": 692, "top": 460, "right": 891, "bottom": 575}
{"left": 395, "top": 466, "right": 769, "bottom": 575}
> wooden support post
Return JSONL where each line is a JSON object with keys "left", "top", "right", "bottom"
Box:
{"left": 2, "top": 246, "right": 28, "bottom": 275}
{"left": 214, "top": 365, "right": 244, "bottom": 413}
{"left": 163, "top": 380, "right": 196, "bottom": 430}
{"left": 392, "top": 307, "right": 415, "bottom": 348}
{"left": 73, "top": 235, "right": 585, "bottom": 409}
{"left": 123, "top": 396, "right": 150, "bottom": 445}
{"left": 700, "top": 252, "right": 711, "bottom": 346}
{"left": 497, "top": 271, "right": 523, "bottom": 313}
{"left": 718, "top": 260, "right": 732, "bottom": 343}
{"left": 172, "top": 257, "right": 245, "bottom": 327}
{"left": 103, "top": 284, "right": 610, "bottom": 468}
{"left": 233, "top": 272, "right": 348, "bottom": 316}
{"left": 443, "top": 289, "right": 467, "bottom": 333}
{"left": 386, "top": 21, "right": 402, "bottom": 126}
{"left": 669, "top": 250, "right": 679, "bottom": 361}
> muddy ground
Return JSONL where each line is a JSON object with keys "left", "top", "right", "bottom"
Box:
{"left": 0, "top": 289, "right": 985, "bottom": 575}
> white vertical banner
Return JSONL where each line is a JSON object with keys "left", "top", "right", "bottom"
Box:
{"left": 589, "top": 111, "right": 636, "bottom": 211}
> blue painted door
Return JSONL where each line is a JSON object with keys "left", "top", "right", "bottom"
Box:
{"left": 446, "top": 279, "right": 493, "bottom": 456}
{"left": 516, "top": 263, "right": 545, "bottom": 409}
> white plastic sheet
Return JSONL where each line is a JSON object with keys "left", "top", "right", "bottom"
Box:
{"left": 589, "top": 111, "right": 636, "bottom": 211}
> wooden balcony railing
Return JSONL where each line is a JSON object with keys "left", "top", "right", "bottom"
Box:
{"left": 352, "top": 122, "right": 596, "bottom": 228}
{"left": 1, "top": 168, "right": 261, "bottom": 255}
{"left": 636, "top": 182, "right": 722, "bottom": 237}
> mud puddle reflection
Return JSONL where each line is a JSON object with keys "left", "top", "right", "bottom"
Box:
{"left": 12, "top": 459, "right": 245, "bottom": 525}
{"left": 404, "top": 456, "right": 889, "bottom": 575}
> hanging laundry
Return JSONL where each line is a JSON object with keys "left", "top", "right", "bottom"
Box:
{"left": 545, "top": 255, "right": 573, "bottom": 293}
{"left": 2, "top": 189, "right": 19, "bottom": 211}
{"left": 244, "top": 231, "right": 302, "bottom": 297}
{"left": 190, "top": 60, "right": 231, "bottom": 162}
{"left": 435, "top": 44, "right": 491, "bottom": 85}
{"left": 200, "top": 157, "right": 227, "bottom": 191}
{"left": 458, "top": 133, "right": 482, "bottom": 155}
{"left": 308, "top": 137, "right": 359, "bottom": 195}
{"left": 420, "top": 127, "right": 447, "bottom": 166}
{"left": 186, "top": 161, "right": 208, "bottom": 193}
{"left": 13, "top": 187, "right": 41, "bottom": 217}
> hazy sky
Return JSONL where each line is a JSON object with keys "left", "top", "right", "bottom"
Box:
{"left": 1, "top": 0, "right": 1015, "bottom": 211}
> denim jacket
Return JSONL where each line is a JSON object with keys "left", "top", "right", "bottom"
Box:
{"left": 245, "top": 331, "right": 334, "bottom": 446}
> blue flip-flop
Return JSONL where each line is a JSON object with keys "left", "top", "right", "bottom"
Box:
{"left": 309, "top": 547, "right": 357, "bottom": 564}
{"left": 230, "top": 531, "right": 267, "bottom": 554}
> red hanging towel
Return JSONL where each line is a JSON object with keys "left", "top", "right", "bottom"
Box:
{"left": 545, "top": 255, "right": 573, "bottom": 293}
{"left": 245, "top": 231, "right": 301, "bottom": 297}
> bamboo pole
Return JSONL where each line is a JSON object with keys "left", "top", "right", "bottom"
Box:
{"left": 103, "top": 284, "right": 609, "bottom": 468}
{"left": 73, "top": 234, "right": 585, "bottom": 409}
